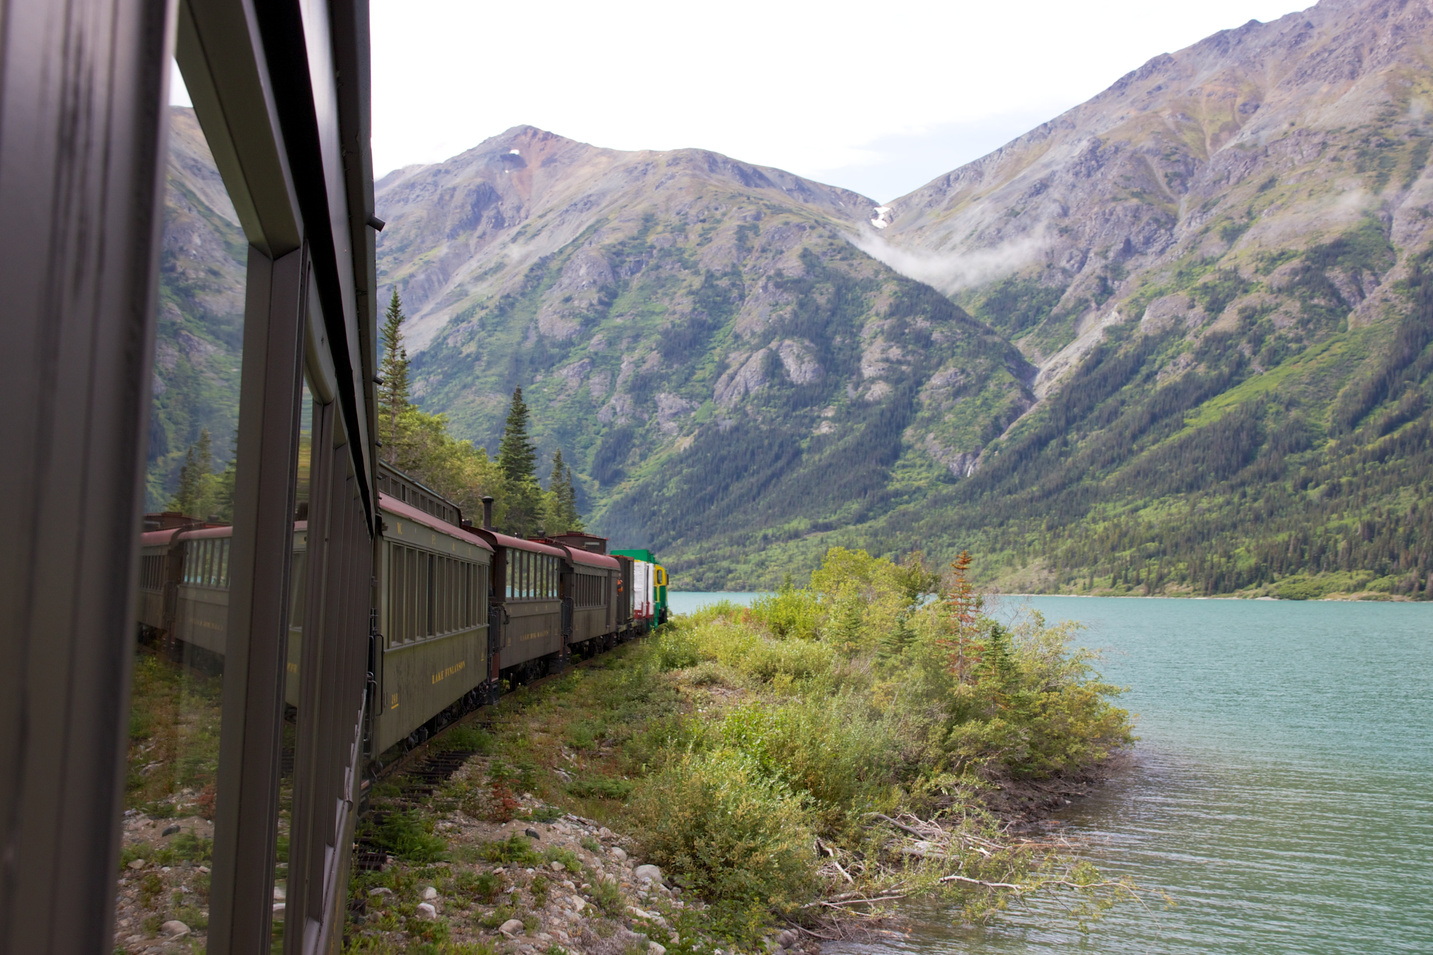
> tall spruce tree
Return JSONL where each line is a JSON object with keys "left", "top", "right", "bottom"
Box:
{"left": 378, "top": 287, "right": 411, "bottom": 464}
{"left": 545, "top": 450, "right": 583, "bottom": 533}
{"left": 170, "top": 428, "right": 215, "bottom": 519}
{"left": 498, "top": 387, "right": 542, "bottom": 536}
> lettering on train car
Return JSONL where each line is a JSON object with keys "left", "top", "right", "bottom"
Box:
{"left": 390, "top": 693, "right": 399, "bottom": 710}
{"left": 431, "top": 660, "right": 466, "bottom": 684}
{"left": 520, "top": 628, "right": 553, "bottom": 642}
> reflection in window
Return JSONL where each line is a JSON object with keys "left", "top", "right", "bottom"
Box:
{"left": 116, "top": 83, "right": 249, "bottom": 952}
{"left": 272, "top": 379, "right": 312, "bottom": 951}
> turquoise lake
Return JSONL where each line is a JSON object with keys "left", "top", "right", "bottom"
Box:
{"left": 666, "top": 592, "right": 1433, "bottom": 954}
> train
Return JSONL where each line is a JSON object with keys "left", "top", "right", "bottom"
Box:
{"left": 136, "top": 462, "right": 668, "bottom": 768}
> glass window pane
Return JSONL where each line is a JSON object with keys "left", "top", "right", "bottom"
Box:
{"left": 272, "top": 379, "right": 313, "bottom": 951}
{"left": 118, "top": 84, "right": 249, "bottom": 952}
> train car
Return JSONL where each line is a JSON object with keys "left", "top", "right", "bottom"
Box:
{"left": 562, "top": 547, "right": 623, "bottom": 656}
{"left": 612, "top": 548, "right": 669, "bottom": 629}
{"left": 470, "top": 523, "right": 568, "bottom": 686}
{"left": 135, "top": 520, "right": 308, "bottom": 703}
{"left": 135, "top": 461, "right": 671, "bottom": 773}
{"left": 372, "top": 492, "right": 494, "bottom": 754}
{"left": 542, "top": 532, "right": 630, "bottom": 655}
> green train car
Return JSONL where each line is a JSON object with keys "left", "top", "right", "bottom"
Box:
{"left": 610, "top": 549, "right": 669, "bottom": 627}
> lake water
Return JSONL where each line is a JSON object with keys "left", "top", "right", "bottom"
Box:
{"left": 667, "top": 593, "right": 1433, "bottom": 954}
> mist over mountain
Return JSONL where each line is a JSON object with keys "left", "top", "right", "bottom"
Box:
{"left": 154, "top": 0, "right": 1433, "bottom": 596}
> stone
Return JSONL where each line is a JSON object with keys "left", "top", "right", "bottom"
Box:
{"left": 499, "top": 918, "right": 525, "bottom": 937}
{"left": 368, "top": 887, "right": 393, "bottom": 897}
{"left": 273, "top": 885, "right": 286, "bottom": 901}
{"left": 525, "top": 828, "right": 541, "bottom": 839}
{"left": 634, "top": 864, "right": 663, "bottom": 884}
{"left": 161, "top": 824, "right": 181, "bottom": 837}
{"left": 550, "top": 861, "right": 565, "bottom": 872}
{"left": 416, "top": 902, "right": 437, "bottom": 920}
{"left": 610, "top": 846, "right": 628, "bottom": 863}
{"left": 778, "top": 929, "right": 799, "bottom": 947}
{"left": 570, "top": 896, "right": 587, "bottom": 912}
{"left": 272, "top": 902, "right": 285, "bottom": 917}
{"left": 127, "top": 858, "right": 146, "bottom": 870}
{"left": 420, "top": 885, "right": 438, "bottom": 901}
{"left": 648, "top": 943, "right": 667, "bottom": 955}
{"left": 159, "top": 920, "right": 191, "bottom": 937}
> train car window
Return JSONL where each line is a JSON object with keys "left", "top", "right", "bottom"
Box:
{"left": 121, "top": 83, "right": 256, "bottom": 944}
{"left": 272, "top": 377, "right": 313, "bottom": 943}
{"left": 424, "top": 553, "right": 434, "bottom": 638}
{"left": 464, "top": 564, "right": 472, "bottom": 624}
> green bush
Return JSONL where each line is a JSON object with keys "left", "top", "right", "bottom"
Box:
{"left": 357, "top": 809, "right": 445, "bottom": 863}
{"left": 651, "top": 627, "right": 701, "bottom": 670}
{"left": 475, "top": 834, "right": 541, "bottom": 866}
{"left": 438, "top": 724, "right": 495, "bottom": 754}
{"left": 716, "top": 696, "right": 898, "bottom": 831}
{"left": 749, "top": 583, "right": 820, "bottom": 641}
{"left": 566, "top": 776, "right": 634, "bottom": 800}
{"left": 741, "top": 638, "right": 835, "bottom": 685}
{"left": 628, "top": 747, "right": 817, "bottom": 915}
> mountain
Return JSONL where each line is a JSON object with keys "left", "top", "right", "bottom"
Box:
{"left": 814, "top": 0, "right": 1433, "bottom": 598}
{"left": 151, "top": 0, "right": 1433, "bottom": 598}
{"left": 375, "top": 128, "right": 1035, "bottom": 587}
{"left": 145, "top": 107, "right": 248, "bottom": 510}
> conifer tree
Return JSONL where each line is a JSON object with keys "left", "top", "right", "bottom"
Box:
{"left": 543, "top": 449, "right": 584, "bottom": 534}
{"left": 498, "top": 387, "right": 536, "bottom": 484}
{"left": 498, "top": 387, "right": 542, "bottom": 536}
{"left": 378, "top": 287, "right": 411, "bottom": 464}
{"left": 171, "top": 428, "right": 215, "bottom": 519}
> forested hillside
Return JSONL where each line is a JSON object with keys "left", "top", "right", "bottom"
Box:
{"left": 151, "top": 0, "right": 1433, "bottom": 598}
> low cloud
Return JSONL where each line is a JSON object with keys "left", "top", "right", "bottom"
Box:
{"left": 849, "top": 227, "right": 1051, "bottom": 294}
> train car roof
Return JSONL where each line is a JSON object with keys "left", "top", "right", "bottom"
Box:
{"left": 469, "top": 528, "right": 567, "bottom": 558}
{"left": 380, "top": 492, "right": 494, "bottom": 553}
{"left": 563, "top": 547, "right": 620, "bottom": 570}
{"left": 139, "top": 528, "right": 181, "bottom": 546}
{"left": 180, "top": 525, "right": 235, "bottom": 540}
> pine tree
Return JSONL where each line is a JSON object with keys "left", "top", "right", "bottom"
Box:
{"left": 560, "top": 459, "right": 583, "bottom": 532}
{"left": 170, "top": 428, "right": 215, "bottom": 519}
{"left": 498, "top": 387, "right": 536, "bottom": 484}
{"left": 378, "top": 287, "right": 411, "bottom": 464}
{"left": 498, "top": 387, "right": 542, "bottom": 536}
{"left": 543, "top": 450, "right": 584, "bottom": 534}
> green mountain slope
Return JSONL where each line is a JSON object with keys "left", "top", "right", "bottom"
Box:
{"left": 146, "top": 107, "right": 248, "bottom": 511}
{"left": 382, "top": 129, "right": 1034, "bottom": 586}
{"left": 800, "top": 0, "right": 1433, "bottom": 597}
{"left": 152, "top": 0, "right": 1433, "bottom": 598}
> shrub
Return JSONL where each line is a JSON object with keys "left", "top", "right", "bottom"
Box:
{"left": 628, "top": 748, "right": 817, "bottom": 915}
{"left": 438, "top": 724, "right": 495, "bottom": 754}
{"left": 716, "top": 696, "right": 898, "bottom": 831}
{"left": 741, "top": 638, "right": 835, "bottom": 685}
{"left": 475, "top": 834, "right": 541, "bottom": 866}
{"left": 567, "top": 776, "right": 634, "bottom": 800}
{"left": 651, "top": 627, "right": 701, "bottom": 671}
{"left": 749, "top": 583, "right": 820, "bottom": 641}
{"left": 358, "top": 809, "right": 445, "bottom": 863}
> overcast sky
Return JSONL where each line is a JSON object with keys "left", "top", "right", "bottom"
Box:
{"left": 176, "top": 0, "right": 1316, "bottom": 202}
